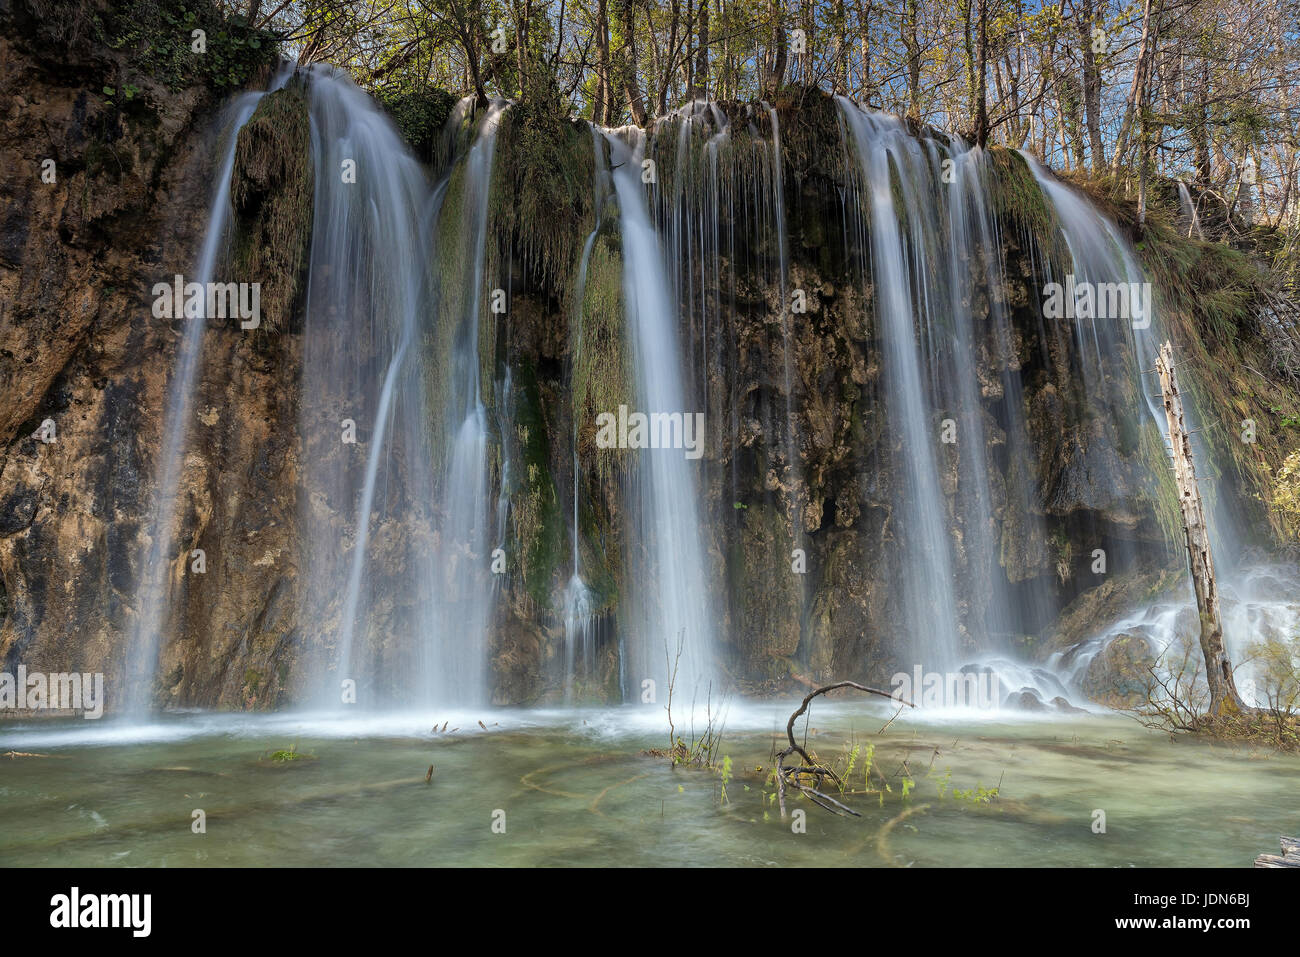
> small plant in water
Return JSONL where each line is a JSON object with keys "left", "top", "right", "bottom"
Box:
{"left": 263, "top": 743, "right": 314, "bottom": 764}
{"left": 718, "top": 755, "right": 733, "bottom": 805}
{"left": 950, "top": 784, "right": 1000, "bottom": 805}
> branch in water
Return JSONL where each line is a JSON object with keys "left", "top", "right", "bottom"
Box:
{"left": 775, "top": 681, "right": 911, "bottom": 819}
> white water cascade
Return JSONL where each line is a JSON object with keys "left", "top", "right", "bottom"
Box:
{"left": 424, "top": 99, "right": 508, "bottom": 706}
{"left": 297, "top": 66, "right": 443, "bottom": 706}
{"left": 836, "top": 103, "right": 966, "bottom": 672}
{"left": 599, "top": 127, "right": 716, "bottom": 703}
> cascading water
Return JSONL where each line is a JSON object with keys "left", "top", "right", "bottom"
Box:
{"left": 123, "top": 88, "right": 271, "bottom": 718}
{"left": 654, "top": 103, "right": 800, "bottom": 511}
{"left": 599, "top": 127, "right": 716, "bottom": 702}
{"left": 424, "top": 99, "right": 508, "bottom": 706}
{"left": 939, "top": 142, "right": 1055, "bottom": 645}
{"left": 117, "top": 72, "right": 1290, "bottom": 720}
{"left": 1021, "top": 154, "right": 1300, "bottom": 704}
{"left": 296, "top": 66, "right": 444, "bottom": 707}
{"left": 1177, "top": 180, "right": 1206, "bottom": 239}
{"left": 836, "top": 103, "right": 965, "bottom": 673}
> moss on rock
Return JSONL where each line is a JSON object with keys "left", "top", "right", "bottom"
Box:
{"left": 573, "top": 222, "right": 633, "bottom": 480}
{"left": 987, "top": 147, "right": 1061, "bottom": 246}
{"left": 489, "top": 104, "right": 597, "bottom": 307}
{"left": 379, "top": 87, "right": 457, "bottom": 164}
{"left": 507, "top": 361, "right": 564, "bottom": 608}
{"left": 229, "top": 80, "right": 314, "bottom": 336}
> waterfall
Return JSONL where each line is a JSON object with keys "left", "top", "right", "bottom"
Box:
{"left": 1177, "top": 180, "right": 1206, "bottom": 239}
{"left": 1020, "top": 153, "right": 1297, "bottom": 703}
{"left": 296, "top": 66, "right": 443, "bottom": 708}
{"left": 599, "top": 127, "right": 716, "bottom": 703}
{"left": 123, "top": 88, "right": 272, "bottom": 718}
{"left": 1021, "top": 153, "right": 1242, "bottom": 559}
{"left": 941, "top": 143, "right": 1055, "bottom": 645}
{"left": 836, "top": 102, "right": 965, "bottom": 672}
{"left": 116, "top": 72, "right": 1292, "bottom": 717}
{"left": 424, "top": 99, "right": 507, "bottom": 706}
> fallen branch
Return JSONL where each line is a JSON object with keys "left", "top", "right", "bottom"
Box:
{"left": 775, "top": 681, "right": 910, "bottom": 819}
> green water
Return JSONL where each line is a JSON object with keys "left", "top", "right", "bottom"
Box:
{"left": 1, "top": 704, "right": 1295, "bottom": 866}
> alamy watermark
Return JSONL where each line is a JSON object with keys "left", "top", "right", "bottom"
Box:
{"left": 152, "top": 274, "right": 261, "bottom": 329}
{"left": 891, "top": 665, "right": 1001, "bottom": 709}
{"left": 594, "top": 405, "right": 705, "bottom": 460}
{"left": 0, "top": 666, "right": 104, "bottom": 719}
{"left": 1042, "top": 274, "right": 1151, "bottom": 329}
{"left": 49, "top": 887, "right": 150, "bottom": 937}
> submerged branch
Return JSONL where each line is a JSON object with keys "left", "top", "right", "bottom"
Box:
{"left": 775, "top": 681, "right": 911, "bottom": 819}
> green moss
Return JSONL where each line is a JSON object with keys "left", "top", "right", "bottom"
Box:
{"left": 263, "top": 745, "right": 314, "bottom": 764}
{"left": 987, "top": 147, "right": 1061, "bottom": 247}
{"left": 573, "top": 223, "right": 633, "bottom": 481}
{"left": 378, "top": 88, "right": 457, "bottom": 164}
{"left": 100, "top": 1, "right": 278, "bottom": 93}
{"left": 774, "top": 86, "right": 846, "bottom": 182}
{"left": 488, "top": 104, "right": 597, "bottom": 307}
{"left": 508, "top": 362, "right": 564, "bottom": 608}
{"left": 1136, "top": 417, "right": 1183, "bottom": 548}
{"left": 426, "top": 157, "right": 483, "bottom": 461}
{"left": 228, "top": 81, "right": 314, "bottom": 336}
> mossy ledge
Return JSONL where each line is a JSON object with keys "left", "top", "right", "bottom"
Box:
{"left": 229, "top": 79, "right": 314, "bottom": 337}
{"left": 489, "top": 103, "right": 598, "bottom": 310}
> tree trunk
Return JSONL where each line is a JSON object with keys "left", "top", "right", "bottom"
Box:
{"left": 1111, "top": 0, "right": 1162, "bottom": 178}
{"left": 902, "top": 0, "right": 921, "bottom": 118}
{"left": 1076, "top": 0, "right": 1105, "bottom": 173}
{"left": 974, "top": 0, "right": 989, "bottom": 145}
{"left": 764, "top": 0, "right": 787, "bottom": 95}
{"left": 612, "top": 0, "right": 648, "bottom": 125}
{"left": 595, "top": 0, "right": 611, "bottom": 122}
{"left": 694, "top": 0, "right": 708, "bottom": 98}
{"left": 856, "top": 0, "right": 873, "bottom": 102}
{"left": 1155, "top": 340, "right": 1248, "bottom": 716}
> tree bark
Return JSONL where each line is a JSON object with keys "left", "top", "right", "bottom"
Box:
{"left": 764, "top": 0, "right": 787, "bottom": 95}
{"left": 694, "top": 0, "right": 708, "bottom": 98}
{"left": 612, "top": 0, "right": 648, "bottom": 125}
{"left": 974, "top": 0, "right": 989, "bottom": 145}
{"left": 1076, "top": 0, "right": 1105, "bottom": 173}
{"left": 1111, "top": 0, "right": 1162, "bottom": 177}
{"left": 595, "top": 0, "right": 611, "bottom": 122}
{"left": 1155, "top": 340, "right": 1248, "bottom": 716}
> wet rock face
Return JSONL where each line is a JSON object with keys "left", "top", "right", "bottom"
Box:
{"left": 0, "top": 10, "right": 303, "bottom": 710}
{"left": 0, "top": 16, "right": 208, "bottom": 690}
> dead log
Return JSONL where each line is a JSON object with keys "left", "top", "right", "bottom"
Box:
{"left": 1155, "top": 340, "right": 1248, "bottom": 715}
{"left": 1254, "top": 836, "right": 1300, "bottom": 867}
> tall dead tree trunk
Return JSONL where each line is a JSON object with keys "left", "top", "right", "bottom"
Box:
{"left": 1155, "top": 340, "right": 1248, "bottom": 716}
